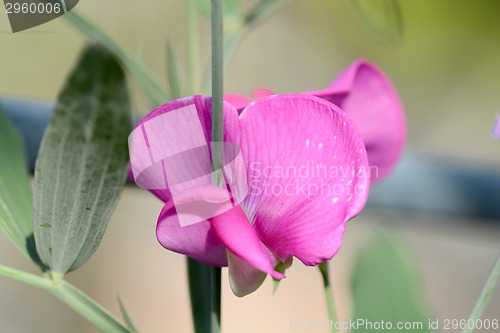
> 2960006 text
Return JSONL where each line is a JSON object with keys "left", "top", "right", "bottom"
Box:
{"left": 5, "top": 2, "right": 62, "bottom": 14}
{"left": 441, "top": 318, "right": 498, "bottom": 330}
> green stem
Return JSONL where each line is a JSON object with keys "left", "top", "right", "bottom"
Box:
{"left": 211, "top": 0, "right": 224, "bottom": 151}
{"left": 210, "top": 1, "right": 223, "bottom": 333}
{"left": 186, "top": 0, "right": 200, "bottom": 94}
{"left": 211, "top": 266, "right": 222, "bottom": 333}
{"left": 185, "top": 2, "right": 223, "bottom": 333}
{"left": 188, "top": 259, "right": 219, "bottom": 333}
{"left": 462, "top": 254, "right": 500, "bottom": 333}
{"left": 0, "top": 264, "right": 130, "bottom": 333}
{"left": 318, "top": 262, "right": 340, "bottom": 333}
{"left": 201, "top": 0, "right": 294, "bottom": 93}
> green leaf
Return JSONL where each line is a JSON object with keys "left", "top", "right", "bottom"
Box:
{"left": 351, "top": 230, "right": 433, "bottom": 332}
{"left": 0, "top": 264, "right": 130, "bottom": 333}
{"left": 0, "top": 105, "right": 31, "bottom": 253}
{"left": 33, "top": 44, "right": 132, "bottom": 277}
{"left": 0, "top": 106, "right": 46, "bottom": 269}
{"left": 166, "top": 40, "right": 183, "bottom": 99}
{"left": 462, "top": 254, "right": 500, "bottom": 333}
{"left": 243, "top": 0, "right": 293, "bottom": 26}
{"left": 192, "top": 0, "right": 241, "bottom": 20}
{"left": 63, "top": 11, "right": 169, "bottom": 108}
{"left": 348, "top": 0, "right": 403, "bottom": 45}
{"left": 118, "top": 297, "right": 139, "bottom": 333}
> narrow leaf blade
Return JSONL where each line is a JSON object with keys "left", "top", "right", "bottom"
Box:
{"left": 34, "top": 44, "right": 132, "bottom": 276}
{"left": 166, "top": 40, "right": 183, "bottom": 99}
{"left": 118, "top": 297, "right": 139, "bottom": 333}
{"left": 0, "top": 264, "right": 130, "bottom": 333}
{"left": 348, "top": 0, "right": 403, "bottom": 45}
{"left": 351, "top": 230, "right": 433, "bottom": 332}
{"left": 244, "top": 0, "right": 292, "bottom": 26}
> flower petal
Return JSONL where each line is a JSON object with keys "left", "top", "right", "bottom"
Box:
{"left": 224, "top": 93, "right": 251, "bottom": 111}
{"left": 224, "top": 89, "right": 275, "bottom": 113}
{"left": 493, "top": 112, "right": 500, "bottom": 140}
{"left": 310, "top": 60, "right": 406, "bottom": 182}
{"left": 210, "top": 203, "right": 285, "bottom": 295}
{"left": 253, "top": 88, "right": 274, "bottom": 99}
{"left": 129, "top": 95, "right": 240, "bottom": 202}
{"left": 226, "top": 251, "right": 268, "bottom": 297}
{"left": 239, "top": 95, "right": 369, "bottom": 265}
{"left": 156, "top": 185, "right": 232, "bottom": 266}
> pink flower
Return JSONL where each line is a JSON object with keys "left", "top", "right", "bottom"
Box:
{"left": 225, "top": 60, "right": 406, "bottom": 182}
{"left": 493, "top": 113, "right": 500, "bottom": 139}
{"left": 129, "top": 94, "right": 370, "bottom": 296}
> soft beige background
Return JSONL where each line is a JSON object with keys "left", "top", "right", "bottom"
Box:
{"left": 0, "top": 1, "right": 499, "bottom": 332}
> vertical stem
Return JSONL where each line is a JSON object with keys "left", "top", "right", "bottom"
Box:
{"left": 319, "top": 262, "right": 340, "bottom": 333}
{"left": 211, "top": 1, "right": 223, "bottom": 333}
{"left": 187, "top": 258, "right": 216, "bottom": 333}
{"left": 186, "top": 0, "right": 200, "bottom": 94}
{"left": 185, "top": 1, "right": 223, "bottom": 332}
{"left": 462, "top": 254, "right": 500, "bottom": 333}
{"left": 211, "top": 266, "right": 222, "bottom": 333}
{"left": 211, "top": 0, "right": 224, "bottom": 171}
{"left": 0, "top": 265, "right": 130, "bottom": 333}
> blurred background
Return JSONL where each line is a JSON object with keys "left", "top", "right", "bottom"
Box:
{"left": 0, "top": 0, "right": 499, "bottom": 332}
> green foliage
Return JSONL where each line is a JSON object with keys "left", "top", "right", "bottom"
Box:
{"left": 243, "top": 0, "right": 292, "bottom": 26}
{"left": 192, "top": 0, "right": 241, "bottom": 20}
{"left": 33, "top": 44, "right": 132, "bottom": 277}
{"left": 0, "top": 264, "right": 131, "bottom": 333}
{"left": 348, "top": 0, "right": 403, "bottom": 45}
{"left": 167, "top": 39, "right": 184, "bottom": 99}
{"left": 118, "top": 297, "right": 139, "bottom": 333}
{"left": 351, "top": 230, "right": 433, "bottom": 332}
{"left": 0, "top": 106, "right": 46, "bottom": 269}
{"left": 64, "top": 11, "right": 169, "bottom": 107}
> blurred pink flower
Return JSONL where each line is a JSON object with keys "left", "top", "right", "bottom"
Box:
{"left": 225, "top": 60, "right": 406, "bottom": 182}
{"left": 129, "top": 94, "right": 370, "bottom": 296}
{"left": 493, "top": 113, "right": 500, "bottom": 139}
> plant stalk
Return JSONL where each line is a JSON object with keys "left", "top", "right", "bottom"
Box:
{"left": 0, "top": 264, "right": 130, "bottom": 333}
{"left": 462, "top": 254, "right": 500, "bottom": 333}
{"left": 210, "top": 1, "right": 223, "bottom": 333}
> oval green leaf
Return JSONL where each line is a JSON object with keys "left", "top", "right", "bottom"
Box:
{"left": 0, "top": 106, "right": 46, "bottom": 269}
{"left": 351, "top": 230, "right": 433, "bottom": 332}
{"left": 33, "top": 44, "right": 132, "bottom": 276}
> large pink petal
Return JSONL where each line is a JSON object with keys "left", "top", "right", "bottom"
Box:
{"left": 239, "top": 95, "right": 370, "bottom": 266}
{"left": 310, "top": 60, "right": 406, "bottom": 182}
{"left": 130, "top": 96, "right": 241, "bottom": 266}
{"left": 210, "top": 204, "right": 285, "bottom": 296}
{"left": 156, "top": 185, "right": 232, "bottom": 266}
{"left": 129, "top": 95, "right": 240, "bottom": 202}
